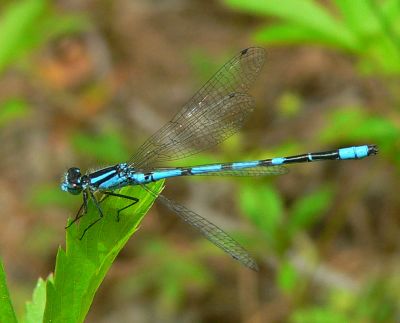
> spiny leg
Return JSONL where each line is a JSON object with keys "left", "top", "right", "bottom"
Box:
{"left": 65, "top": 190, "right": 88, "bottom": 229}
{"left": 78, "top": 191, "right": 139, "bottom": 239}
{"left": 103, "top": 191, "right": 139, "bottom": 222}
{"left": 79, "top": 190, "right": 104, "bottom": 240}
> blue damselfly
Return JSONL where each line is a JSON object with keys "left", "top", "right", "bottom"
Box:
{"left": 61, "top": 48, "right": 377, "bottom": 271}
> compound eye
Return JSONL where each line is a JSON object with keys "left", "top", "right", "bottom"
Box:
{"left": 67, "top": 167, "right": 81, "bottom": 183}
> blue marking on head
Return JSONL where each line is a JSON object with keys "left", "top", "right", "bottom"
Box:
{"left": 232, "top": 161, "right": 259, "bottom": 169}
{"left": 191, "top": 165, "right": 222, "bottom": 174}
{"left": 61, "top": 182, "right": 69, "bottom": 192}
{"left": 271, "top": 157, "right": 285, "bottom": 165}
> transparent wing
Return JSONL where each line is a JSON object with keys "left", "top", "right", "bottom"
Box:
{"left": 139, "top": 183, "right": 258, "bottom": 271}
{"left": 195, "top": 165, "right": 288, "bottom": 176}
{"left": 129, "top": 47, "right": 266, "bottom": 169}
{"left": 158, "top": 194, "right": 258, "bottom": 271}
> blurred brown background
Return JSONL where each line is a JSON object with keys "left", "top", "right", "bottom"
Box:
{"left": 0, "top": 0, "right": 399, "bottom": 322}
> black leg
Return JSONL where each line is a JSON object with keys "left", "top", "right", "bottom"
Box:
{"left": 79, "top": 190, "right": 104, "bottom": 240}
{"left": 72, "top": 190, "right": 139, "bottom": 239}
{"left": 65, "top": 190, "right": 88, "bottom": 229}
{"left": 103, "top": 191, "right": 139, "bottom": 222}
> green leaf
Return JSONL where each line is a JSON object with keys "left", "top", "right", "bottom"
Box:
{"left": 366, "top": 35, "right": 400, "bottom": 74}
{"left": 240, "top": 183, "right": 284, "bottom": 247}
{"left": 0, "top": 0, "right": 46, "bottom": 73}
{"left": 121, "top": 239, "right": 213, "bottom": 311}
{"left": 382, "top": 0, "right": 400, "bottom": 23}
{"left": 72, "top": 130, "right": 130, "bottom": 164}
{"left": 291, "top": 306, "right": 349, "bottom": 323}
{"left": 320, "top": 107, "right": 400, "bottom": 147}
{"left": 0, "top": 1, "right": 89, "bottom": 74}
{"left": 277, "top": 261, "right": 299, "bottom": 294}
{"left": 334, "top": 0, "right": 380, "bottom": 37}
{"left": 43, "top": 182, "right": 164, "bottom": 323}
{"left": 0, "top": 259, "right": 17, "bottom": 323}
{"left": 276, "top": 91, "right": 302, "bottom": 117}
{"left": 39, "top": 13, "right": 89, "bottom": 37}
{"left": 288, "top": 185, "right": 334, "bottom": 236}
{"left": 0, "top": 98, "right": 30, "bottom": 127}
{"left": 224, "top": 0, "right": 359, "bottom": 50}
{"left": 24, "top": 277, "right": 48, "bottom": 323}
{"left": 29, "top": 184, "right": 78, "bottom": 208}
{"left": 253, "top": 23, "right": 354, "bottom": 48}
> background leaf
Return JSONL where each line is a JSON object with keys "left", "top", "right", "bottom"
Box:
{"left": 0, "top": 98, "right": 30, "bottom": 127}
{"left": 253, "top": 24, "right": 351, "bottom": 48}
{"left": 240, "top": 183, "right": 284, "bottom": 250}
{"left": 0, "top": 0, "right": 88, "bottom": 74}
{"left": 277, "top": 260, "right": 299, "bottom": 294}
{"left": 334, "top": 0, "right": 380, "bottom": 37}
{"left": 24, "top": 277, "right": 48, "bottom": 323}
{"left": 0, "top": 259, "right": 17, "bottom": 323}
{"left": 0, "top": 0, "right": 46, "bottom": 73}
{"left": 225, "top": 0, "right": 359, "bottom": 50}
{"left": 288, "top": 185, "right": 334, "bottom": 237}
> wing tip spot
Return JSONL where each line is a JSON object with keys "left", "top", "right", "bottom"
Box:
{"left": 241, "top": 48, "right": 249, "bottom": 55}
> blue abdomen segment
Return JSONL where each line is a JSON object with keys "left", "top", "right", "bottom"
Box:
{"left": 231, "top": 161, "right": 259, "bottom": 169}
{"left": 88, "top": 144, "right": 377, "bottom": 190}
{"left": 271, "top": 157, "right": 285, "bottom": 165}
{"left": 191, "top": 164, "right": 222, "bottom": 174}
{"left": 339, "top": 145, "right": 369, "bottom": 160}
{"left": 150, "top": 169, "right": 182, "bottom": 181}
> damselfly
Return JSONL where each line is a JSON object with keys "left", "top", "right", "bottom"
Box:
{"left": 61, "top": 48, "right": 377, "bottom": 271}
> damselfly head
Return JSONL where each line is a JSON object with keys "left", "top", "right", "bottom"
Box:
{"left": 61, "top": 167, "right": 83, "bottom": 195}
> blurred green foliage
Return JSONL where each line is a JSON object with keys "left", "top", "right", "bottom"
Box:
{"left": 321, "top": 107, "right": 400, "bottom": 164}
{"left": 117, "top": 239, "right": 213, "bottom": 316}
{"left": 72, "top": 130, "right": 130, "bottom": 165}
{"left": 291, "top": 278, "right": 399, "bottom": 322}
{"left": 240, "top": 183, "right": 284, "bottom": 251}
{"left": 0, "top": 0, "right": 88, "bottom": 74}
{"left": 0, "top": 0, "right": 399, "bottom": 321}
{"left": 0, "top": 260, "right": 17, "bottom": 323}
{"left": 277, "top": 91, "right": 302, "bottom": 117}
{"left": 240, "top": 183, "right": 334, "bottom": 254}
{"left": 277, "top": 260, "right": 299, "bottom": 294}
{"left": 24, "top": 278, "right": 47, "bottom": 323}
{"left": 225, "top": 0, "right": 400, "bottom": 74}
{"left": 189, "top": 49, "right": 227, "bottom": 85}
{"left": 0, "top": 98, "right": 30, "bottom": 127}
{"left": 222, "top": 0, "right": 400, "bottom": 321}
{"left": 29, "top": 184, "right": 77, "bottom": 208}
